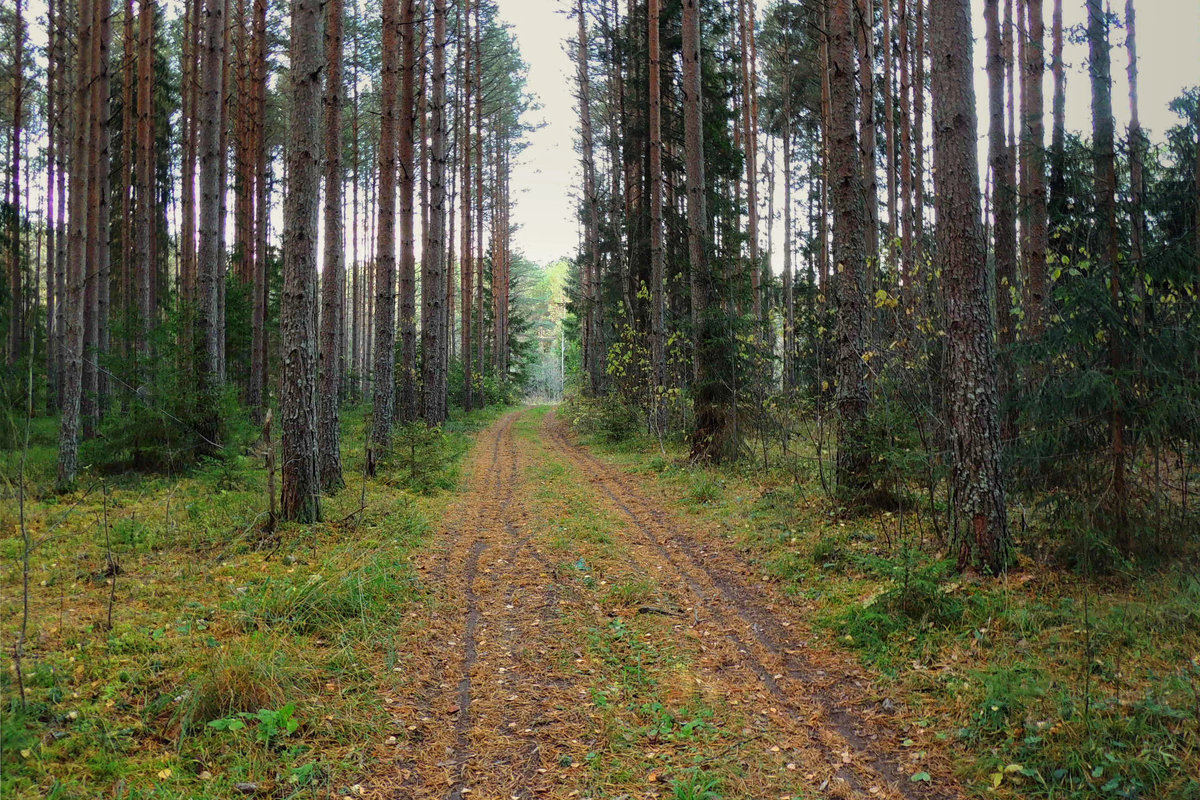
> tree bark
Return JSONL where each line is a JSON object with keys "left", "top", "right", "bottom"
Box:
{"left": 1124, "top": 0, "right": 1144, "bottom": 276}
{"left": 1021, "top": 0, "right": 1047, "bottom": 334}
{"left": 45, "top": 0, "right": 57, "bottom": 406}
{"left": 986, "top": 0, "right": 1017, "bottom": 437}
{"left": 59, "top": 0, "right": 95, "bottom": 487}
{"left": 248, "top": 0, "right": 268, "bottom": 421}
{"left": 1047, "top": 0, "right": 1066, "bottom": 244}
{"left": 739, "top": 0, "right": 761, "bottom": 323}
{"left": 279, "top": 0, "right": 324, "bottom": 523}
{"left": 319, "top": 0, "right": 345, "bottom": 492}
{"left": 398, "top": 0, "right": 418, "bottom": 421}
{"left": 134, "top": 0, "right": 156, "bottom": 361}
{"left": 196, "top": 0, "right": 227, "bottom": 440}
{"left": 1086, "top": 0, "right": 1126, "bottom": 551}
{"left": 460, "top": 0, "right": 474, "bottom": 412}
{"left": 575, "top": 0, "right": 603, "bottom": 396}
{"left": 857, "top": 0, "right": 879, "bottom": 267}
{"left": 931, "top": 0, "right": 1010, "bottom": 574}
{"left": 8, "top": 0, "right": 25, "bottom": 367}
{"left": 648, "top": 0, "right": 665, "bottom": 428}
{"left": 684, "top": 0, "right": 732, "bottom": 461}
{"left": 882, "top": 0, "right": 897, "bottom": 279}
{"left": 829, "top": 0, "right": 873, "bottom": 494}
{"left": 897, "top": 0, "right": 913, "bottom": 298}
{"left": 370, "top": 0, "right": 399, "bottom": 467}
{"left": 422, "top": 0, "right": 449, "bottom": 424}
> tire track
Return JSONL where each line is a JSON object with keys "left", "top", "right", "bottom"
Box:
{"left": 543, "top": 411, "right": 961, "bottom": 800}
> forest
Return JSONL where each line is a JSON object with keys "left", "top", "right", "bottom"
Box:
{"left": 2, "top": 0, "right": 1199, "bottom": 797}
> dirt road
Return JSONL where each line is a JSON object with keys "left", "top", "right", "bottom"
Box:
{"left": 374, "top": 409, "right": 960, "bottom": 800}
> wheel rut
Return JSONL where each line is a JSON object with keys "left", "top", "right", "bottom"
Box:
{"left": 542, "top": 411, "right": 962, "bottom": 800}
{"left": 375, "top": 409, "right": 962, "bottom": 800}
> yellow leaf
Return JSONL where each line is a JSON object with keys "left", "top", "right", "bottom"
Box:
{"left": 157, "top": 769, "right": 172, "bottom": 780}
{"left": 991, "top": 773, "right": 1003, "bottom": 788}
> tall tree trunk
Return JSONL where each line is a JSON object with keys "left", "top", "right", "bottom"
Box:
{"left": 986, "top": 0, "right": 1017, "bottom": 438}
{"left": 82, "top": 0, "right": 112, "bottom": 436}
{"left": 575, "top": 0, "right": 603, "bottom": 396}
{"left": 1086, "top": 0, "right": 1126, "bottom": 551}
{"left": 931, "top": 0, "right": 1009, "bottom": 574}
{"left": 882, "top": 0, "right": 897, "bottom": 279}
{"left": 118, "top": 0, "right": 134, "bottom": 350}
{"left": 648, "top": 0, "right": 665, "bottom": 428}
{"left": 738, "top": 0, "right": 760, "bottom": 323}
{"left": 1124, "top": 0, "right": 1144, "bottom": 277}
{"left": 8, "top": 0, "right": 24, "bottom": 366}
{"left": 422, "top": 0, "right": 448, "bottom": 424}
{"left": 280, "top": 0, "right": 323, "bottom": 523}
{"left": 370, "top": 0, "right": 399, "bottom": 467}
{"left": 460, "top": 0, "right": 474, "bottom": 412}
{"left": 134, "top": 0, "right": 156, "bottom": 360}
{"left": 473, "top": 0, "right": 484, "bottom": 403}
{"left": 1047, "top": 0, "right": 1066, "bottom": 244}
{"left": 215, "top": 0, "right": 231, "bottom": 383}
{"left": 912, "top": 0, "right": 925, "bottom": 267}
{"left": 45, "top": 0, "right": 57, "bottom": 406}
{"left": 782, "top": 115, "right": 794, "bottom": 389}
{"left": 52, "top": 0, "right": 68, "bottom": 410}
{"left": 319, "top": 0, "right": 345, "bottom": 492}
{"left": 398, "top": 0, "right": 418, "bottom": 421}
{"left": 897, "top": 0, "right": 913, "bottom": 297}
{"left": 196, "top": 0, "right": 227, "bottom": 442}
{"left": 857, "top": 0, "right": 879, "bottom": 268}
{"left": 684, "top": 0, "right": 731, "bottom": 461}
{"left": 1021, "top": 0, "right": 1047, "bottom": 334}
{"left": 248, "top": 0, "right": 268, "bottom": 421}
{"left": 59, "top": 0, "right": 95, "bottom": 487}
{"left": 829, "top": 0, "right": 873, "bottom": 495}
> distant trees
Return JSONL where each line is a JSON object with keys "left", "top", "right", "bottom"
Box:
{"left": 0, "top": 0, "right": 528, "bottom": 496}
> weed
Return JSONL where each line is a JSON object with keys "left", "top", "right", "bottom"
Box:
{"left": 207, "top": 704, "right": 300, "bottom": 747}
{"left": 689, "top": 476, "right": 722, "bottom": 506}
{"left": 604, "top": 577, "right": 657, "bottom": 608}
{"left": 671, "top": 769, "right": 723, "bottom": 800}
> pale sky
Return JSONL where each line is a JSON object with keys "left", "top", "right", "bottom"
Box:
{"left": 496, "top": 0, "right": 1200, "bottom": 269}
{"left": 496, "top": 0, "right": 580, "bottom": 266}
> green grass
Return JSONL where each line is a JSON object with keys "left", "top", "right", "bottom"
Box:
{"left": 0, "top": 401, "right": 508, "bottom": 799}
{"left": 560, "top": 400, "right": 1200, "bottom": 800}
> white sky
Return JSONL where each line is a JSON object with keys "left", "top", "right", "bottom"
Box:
{"left": 497, "top": 0, "right": 1200, "bottom": 269}
{"left": 496, "top": 0, "right": 580, "bottom": 266}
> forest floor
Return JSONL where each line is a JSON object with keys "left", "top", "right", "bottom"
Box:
{"left": 4, "top": 406, "right": 1197, "bottom": 800}
{"left": 367, "top": 407, "right": 960, "bottom": 800}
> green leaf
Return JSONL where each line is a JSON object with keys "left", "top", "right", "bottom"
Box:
{"left": 910, "top": 771, "right": 931, "bottom": 783}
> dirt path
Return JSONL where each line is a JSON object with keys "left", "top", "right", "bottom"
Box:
{"left": 374, "top": 409, "right": 961, "bottom": 800}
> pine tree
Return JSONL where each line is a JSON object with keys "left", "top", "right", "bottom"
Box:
{"left": 319, "top": 0, "right": 346, "bottom": 492}
{"left": 828, "top": 0, "right": 873, "bottom": 495}
{"left": 931, "top": 0, "right": 1009, "bottom": 574}
{"left": 279, "top": 0, "right": 324, "bottom": 523}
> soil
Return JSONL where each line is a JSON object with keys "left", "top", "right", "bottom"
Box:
{"left": 370, "top": 410, "right": 963, "bottom": 800}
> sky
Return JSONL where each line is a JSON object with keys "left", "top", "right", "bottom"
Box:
{"left": 496, "top": 0, "right": 1200, "bottom": 269}
{"left": 496, "top": 0, "right": 581, "bottom": 267}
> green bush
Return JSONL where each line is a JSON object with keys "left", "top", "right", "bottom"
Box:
{"left": 565, "top": 393, "right": 642, "bottom": 443}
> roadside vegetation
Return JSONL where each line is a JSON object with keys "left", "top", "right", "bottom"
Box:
{"left": 563, "top": 396, "right": 1200, "bottom": 800}
{"left": 1, "top": 404, "right": 506, "bottom": 800}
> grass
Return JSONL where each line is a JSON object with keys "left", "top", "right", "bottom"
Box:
{"left": 512, "top": 408, "right": 809, "bottom": 799}
{"left": 564, "top": 401, "right": 1200, "bottom": 800}
{"left": 0, "top": 401, "right": 508, "bottom": 800}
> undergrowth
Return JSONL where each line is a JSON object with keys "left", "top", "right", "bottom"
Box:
{"left": 565, "top": 406, "right": 1200, "bottom": 800}
{"left": 0, "top": 402, "right": 507, "bottom": 799}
